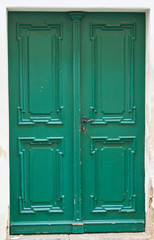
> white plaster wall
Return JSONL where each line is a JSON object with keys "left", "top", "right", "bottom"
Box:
{"left": 0, "top": 0, "right": 154, "bottom": 239}
{"left": 0, "top": 4, "right": 9, "bottom": 240}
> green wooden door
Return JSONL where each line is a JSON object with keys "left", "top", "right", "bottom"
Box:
{"left": 9, "top": 12, "right": 74, "bottom": 234}
{"left": 81, "top": 13, "right": 145, "bottom": 232}
{"left": 9, "top": 12, "right": 145, "bottom": 234}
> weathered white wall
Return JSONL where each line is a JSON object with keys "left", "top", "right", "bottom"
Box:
{"left": 0, "top": 4, "right": 9, "bottom": 240}
{"left": 0, "top": 0, "right": 154, "bottom": 239}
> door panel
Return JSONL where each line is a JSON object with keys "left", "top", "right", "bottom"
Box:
{"left": 9, "top": 12, "right": 145, "bottom": 234}
{"left": 81, "top": 13, "right": 145, "bottom": 232}
{"left": 9, "top": 12, "right": 73, "bottom": 234}
{"left": 17, "top": 20, "right": 64, "bottom": 124}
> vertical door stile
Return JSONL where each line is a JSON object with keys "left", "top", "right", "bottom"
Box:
{"left": 69, "top": 12, "right": 84, "bottom": 233}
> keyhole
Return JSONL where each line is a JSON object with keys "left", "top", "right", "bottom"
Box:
{"left": 82, "top": 126, "right": 87, "bottom": 133}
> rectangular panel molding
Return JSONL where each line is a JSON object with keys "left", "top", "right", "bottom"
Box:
{"left": 17, "top": 23, "right": 63, "bottom": 125}
{"left": 90, "top": 136, "right": 136, "bottom": 213}
{"left": 90, "top": 23, "right": 136, "bottom": 124}
{"left": 18, "top": 137, "right": 64, "bottom": 214}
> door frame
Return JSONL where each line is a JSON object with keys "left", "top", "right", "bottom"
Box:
{"left": 0, "top": 2, "right": 151, "bottom": 238}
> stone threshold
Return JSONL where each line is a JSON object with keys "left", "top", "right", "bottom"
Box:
{"left": 9, "top": 233, "right": 150, "bottom": 240}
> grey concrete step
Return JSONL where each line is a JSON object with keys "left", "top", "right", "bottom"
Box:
{"left": 9, "top": 233, "right": 150, "bottom": 240}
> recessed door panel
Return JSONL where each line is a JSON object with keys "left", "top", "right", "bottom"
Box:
{"left": 17, "top": 22, "right": 63, "bottom": 124}
{"left": 88, "top": 22, "right": 136, "bottom": 124}
{"left": 18, "top": 138, "right": 64, "bottom": 213}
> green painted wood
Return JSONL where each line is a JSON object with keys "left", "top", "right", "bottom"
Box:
{"left": 81, "top": 12, "right": 145, "bottom": 232}
{"left": 69, "top": 12, "right": 85, "bottom": 234}
{"left": 9, "top": 12, "right": 74, "bottom": 234}
{"left": 9, "top": 12, "right": 145, "bottom": 234}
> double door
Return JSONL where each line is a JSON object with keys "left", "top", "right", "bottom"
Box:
{"left": 9, "top": 12, "right": 145, "bottom": 234}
